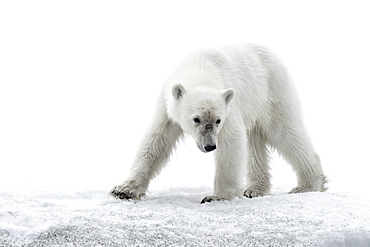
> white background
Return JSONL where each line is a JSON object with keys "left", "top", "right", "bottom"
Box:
{"left": 1, "top": 1, "right": 369, "bottom": 194}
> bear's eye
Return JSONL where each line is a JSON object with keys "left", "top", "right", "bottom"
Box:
{"left": 216, "top": 119, "right": 221, "bottom": 124}
{"left": 193, "top": 118, "right": 201, "bottom": 123}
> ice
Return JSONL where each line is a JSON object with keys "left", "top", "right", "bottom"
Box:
{"left": 1, "top": 187, "right": 370, "bottom": 246}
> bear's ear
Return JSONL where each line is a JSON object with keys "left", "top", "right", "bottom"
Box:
{"left": 223, "top": 88, "right": 234, "bottom": 105}
{"left": 172, "top": 84, "right": 186, "bottom": 100}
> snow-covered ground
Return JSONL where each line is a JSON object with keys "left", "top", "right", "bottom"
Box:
{"left": 1, "top": 186, "right": 370, "bottom": 247}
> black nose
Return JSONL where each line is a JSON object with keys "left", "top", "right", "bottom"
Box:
{"left": 204, "top": 145, "right": 217, "bottom": 152}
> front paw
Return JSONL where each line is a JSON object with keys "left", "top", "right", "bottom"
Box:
{"left": 244, "top": 186, "right": 268, "bottom": 198}
{"left": 109, "top": 180, "right": 146, "bottom": 200}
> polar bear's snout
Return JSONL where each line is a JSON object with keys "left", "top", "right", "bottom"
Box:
{"left": 198, "top": 133, "right": 217, "bottom": 153}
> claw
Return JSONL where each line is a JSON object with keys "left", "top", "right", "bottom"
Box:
{"left": 200, "top": 196, "right": 222, "bottom": 204}
{"left": 200, "top": 197, "right": 212, "bottom": 204}
{"left": 110, "top": 189, "right": 132, "bottom": 200}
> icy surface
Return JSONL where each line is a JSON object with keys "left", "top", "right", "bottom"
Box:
{"left": 1, "top": 187, "right": 370, "bottom": 247}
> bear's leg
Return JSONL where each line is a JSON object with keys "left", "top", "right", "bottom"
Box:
{"left": 244, "top": 125, "right": 271, "bottom": 198}
{"left": 271, "top": 124, "right": 327, "bottom": 193}
{"left": 110, "top": 105, "right": 183, "bottom": 200}
{"left": 201, "top": 121, "right": 246, "bottom": 203}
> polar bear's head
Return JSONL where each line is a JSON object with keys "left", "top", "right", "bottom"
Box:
{"left": 169, "top": 84, "right": 234, "bottom": 153}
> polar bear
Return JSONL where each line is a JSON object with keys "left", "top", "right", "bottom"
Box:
{"left": 110, "top": 43, "right": 327, "bottom": 203}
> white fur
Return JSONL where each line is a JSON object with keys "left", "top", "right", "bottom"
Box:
{"left": 110, "top": 43, "right": 327, "bottom": 202}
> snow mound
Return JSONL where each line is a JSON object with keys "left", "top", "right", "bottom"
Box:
{"left": 1, "top": 187, "right": 370, "bottom": 246}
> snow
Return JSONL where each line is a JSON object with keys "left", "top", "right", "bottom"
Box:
{"left": 1, "top": 187, "right": 370, "bottom": 247}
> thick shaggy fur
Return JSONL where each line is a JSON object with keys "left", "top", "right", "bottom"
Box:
{"left": 110, "top": 43, "right": 327, "bottom": 203}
